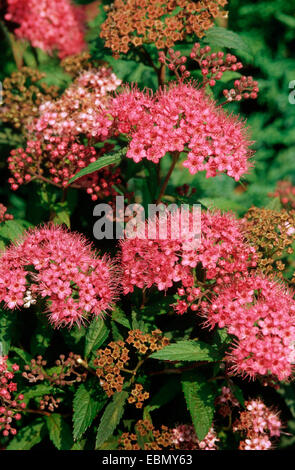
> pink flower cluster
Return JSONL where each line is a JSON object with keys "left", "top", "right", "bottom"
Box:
{"left": 34, "top": 68, "right": 122, "bottom": 141}
{"left": 234, "top": 399, "right": 282, "bottom": 450}
{"left": 120, "top": 208, "right": 256, "bottom": 315}
{"left": 172, "top": 425, "right": 218, "bottom": 450}
{"left": 5, "top": 0, "right": 86, "bottom": 58}
{"left": 205, "top": 275, "right": 295, "bottom": 380}
{"left": 0, "top": 357, "right": 25, "bottom": 437}
{"left": 215, "top": 386, "right": 240, "bottom": 417}
{"left": 270, "top": 180, "right": 295, "bottom": 209}
{"left": 0, "top": 204, "right": 13, "bottom": 224}
{"left": 98, "top": 82, "right": 253, "bottom": 181}
{"left": 8, "top": 137, "right": 121, "bottom": 201}
{"left": 0, "top": 225, "right": 119, "bottom": 327}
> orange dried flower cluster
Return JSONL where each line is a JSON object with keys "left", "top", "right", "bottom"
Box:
{"left": 126, "top": 329, "right": 170, "bottom": 353}
{"left": 119, "top": 419, "right": 174, "bottom": 450}
{"left": 94, "top": 329, "right": 169, "bottom": 397}
{"left": 100, "top": 0, "right": 228, "bottom": 56}
{"left": 127, "top": 383, "right": 149, "bottom": 408}
{"left": 0, "top": 67, "right": 59, "bottom": 131}
{"left": 61, "top": 52, "right": 93, "bottom": 77}
{"left": 242, "top": 207, "right": 295, "bottom": 281}
{"left": 94, "top": 340, "right": 130, "bottom": 397}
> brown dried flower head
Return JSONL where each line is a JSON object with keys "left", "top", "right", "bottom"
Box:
{"left": 242, "top": 207, "right": 295, "bottom": 281}
{"left": 100, "top": 0, "right": 228, "bottom": 57}
{"left": 0, "top": 67, "right": 59, "bottom": 131}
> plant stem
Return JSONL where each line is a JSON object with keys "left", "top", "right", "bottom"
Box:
{"left": 156, "top": 151, "right": 179, "bottom": 204}
{"left": 158, "top": 62, "right": 166, "bottom": 87}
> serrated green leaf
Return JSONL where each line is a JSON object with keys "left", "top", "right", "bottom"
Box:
{"left": 0, "top": 219, "right": 30, "bottom": 243}
{"left": 198, "top": 197, "right": 246, "bottom": 213}
{"left": 150, "top": 340, "right": 220, "bottom": 362}
{"left": 67, "top": 148, "right": 126, "bottom": 185}
{"left": 22, "top": 384, "right": 53, "bottom": 402}
{"left": 112, "top": 307, "right": 131, "bottom": 329}
{"left": 95, "top": 391, "right": 128, "bottom": 449}
{"left": 73, "top": 383, "right": 106, "bottom": 441}
{"left": 10, "top": 346, "right": 32, "bottom": 364}
{"left": 6, "top": 419, "right": 44, "bottom": 450}
{"left": 182, "top": 371, "right": 215, "bottom": 441}
{"left": 45, "top": 413, "right": 73, "bottom": 450}
{"left": 204, "top": 27, "right": 252, "bottom": 56}
{"left": 84, "top": 317, "right": 109, "bottom": 357}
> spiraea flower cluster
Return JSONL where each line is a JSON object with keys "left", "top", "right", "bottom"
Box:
{"left": 127, "top": 383, "right": 149, "bottom": 408}
{"left": 172, "top": 425, "right": 219, "bottom": 450}
{"left": 119, "top": 420, "right": 218, "bottom": 450}
{"left": 94, "top": 339, "right": 130, "bottom": 397}
{"left": 159, "top": 44, "right": 259, "bottom": 102}
{"left": 205, "top": 275, "right": 295, "bottom": 381}
{"left": 119, "top": 419, "right": 175, "bottom": 450}
{"left": 0, "top": 357, "right": 26, "bottom": 437}
{"left": 0, "top": 67, "right": 58, "bottom": 131}
{"left": 39, "top": 395, "right": 61, "bottom": 412}
{"left": 100, "top": 0, "right": 227, "bottom": 56}
{"left": 5, "top": 0, "right": 86, "bottom": 58}
{"left": 120, "top": 208, "right": 256, "bottom": 315}
{"left": 34, "top": 67, "right": 122, "bottom": 140}
{"left": 94, "top": 330, "right": 169, "bottom": 397}
{"left": 8, "top": 138, "right": 122, "bottom": 201}
{"left": 215, "top": 386, "right": 240, "bottom": 417}
{"left": 0, "top": 204, "right": 13, "bottom": 224}
{"left": 233, "top": 399, "right": 282, "bottom": 450}
{"left": 22, "top": 354, "right": 87, "bottom": 386}
{"left": 242, "top": 207, "right": 295, "bottom": 280}
{"left": 190, "top": 43, "right": 259, "bottom": 100}
{"left": 98, "top": 82, "right": 253, "bottom": 180}
{"left": 270, "top": 180, "right": 295, "bottom": 209}
{"left": 0, "top": 225, "right": 119, "bottom": 327}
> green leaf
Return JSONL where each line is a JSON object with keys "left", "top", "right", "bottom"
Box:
{"left": 145, "top": 377, "right": 180, "bottom": 414}
{"left": 204, "top": 27, "right": 252, "bottom": 56}
{"left": 198, "top": 197, "right": 246, "bottom": 213}
{"left": 30, "top": 319, "right": 53, "bottom": 355}
{"left": 0, "top": 219, "right": 30, "bottom": 244}
{"left": 84, "top": 317, "right": 109, "bottom": 358}
{"left": 150, "top": 340, "right": 220, "bottom": 362}
{"left": 95, "top": 391, "right": 128, "bottom": 449}
{"left": 67, "top": 148, "right": 126, "bottom": 185}
{"left": 265, "top": 196, "right": 282, "bottom": 211}
{"left": 230, "top": 384, "right": 245, "bottom": 407}
{"left": 112, "top": 307, "right": 131, "bottom": 329}
{"left": 22, "top": 384, "right": 53, "bottom": 403}
{"left": 52, "top": 201, "right": 71, "bottom": 228}
{"left": 0, "top": 309, "right": 16, "bottom": 355}
{"left": 7, "top": 419, "right": 45, "bottom": 450}
{"left": 10, "top": 346, "right": 32, "bottom": 364}
{"left": 182, "top": 371, "right": 215, "bottom": 441}
{"left": 73, "top": 383, "right": 106, "bottom": 441}
{"left": 277, "top": 384, "right": 295, "bottom": 419}
{"left": 45, "top": 413, "right": 73, "bottom": 450}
